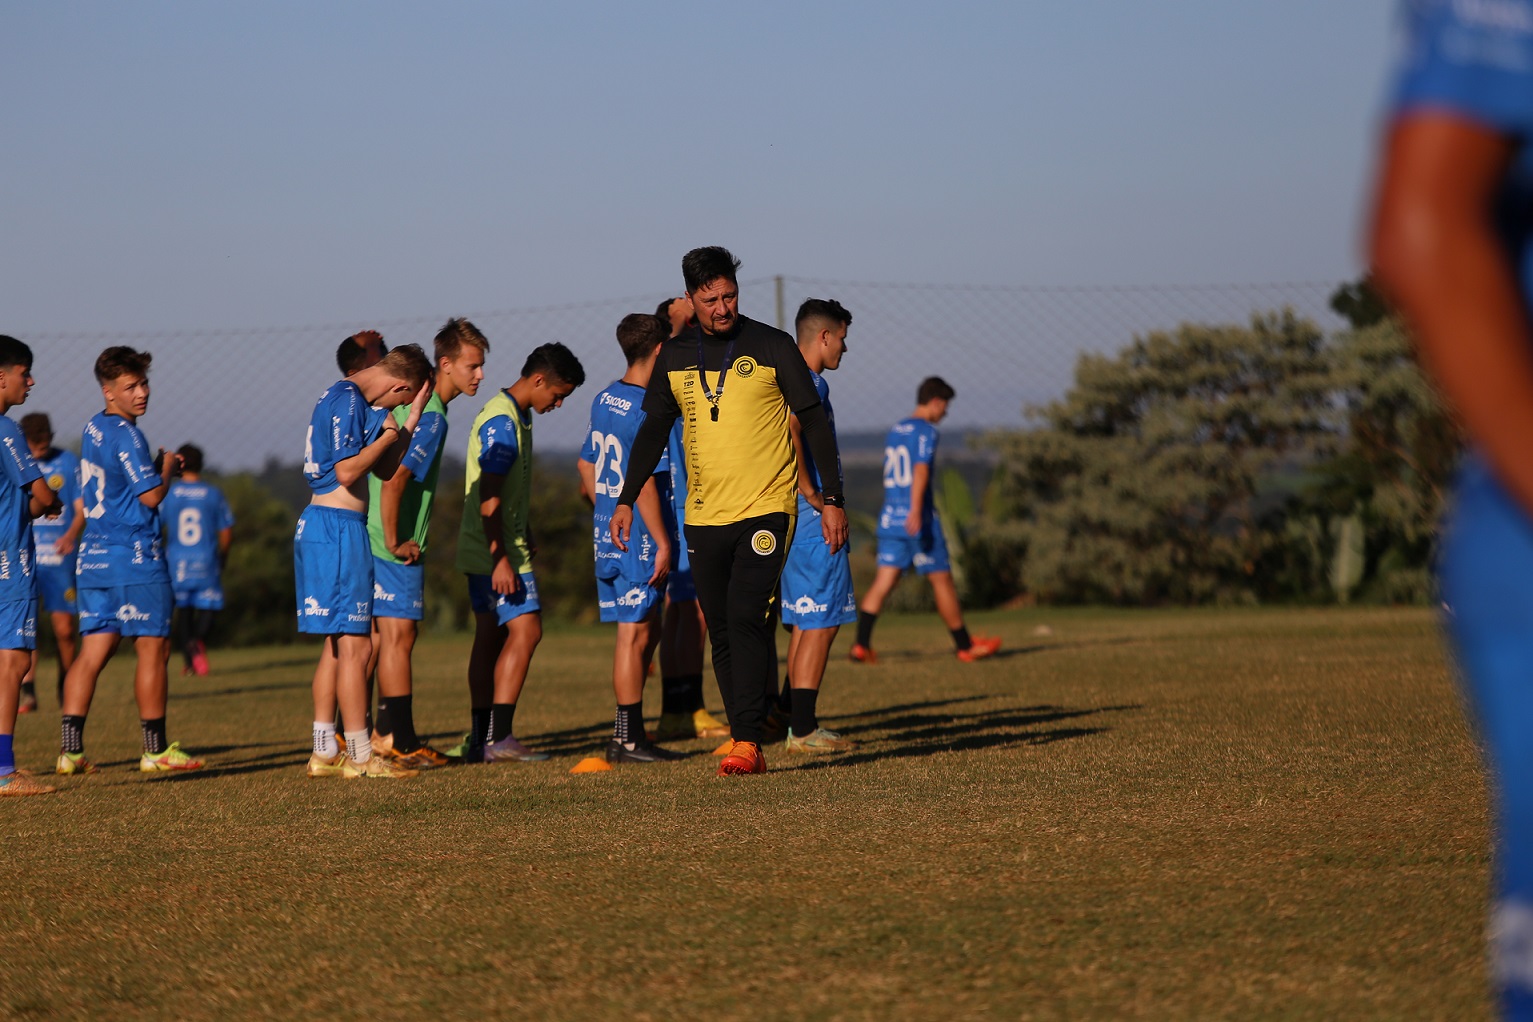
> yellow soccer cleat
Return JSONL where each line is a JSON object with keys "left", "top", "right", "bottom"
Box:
{"left": 342, "top": 754, "right": 418, "bottom": 779}
{"left": 306, "top": 749, "right": 347, "bottom": 778}
{"left": 55, "top": 751, "right": 98, "bottom": 776}
{"left": 140, "top": 742, "right": 204, "bottom": 773}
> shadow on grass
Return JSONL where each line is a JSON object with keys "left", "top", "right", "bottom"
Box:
{"left": 170, "top": 679, "right": 310, "bottom": 701}
{"left": 200, "top": 655, "right": 317, "bottom": 676}
{"left": 853, "top": 635, "right": 1149, "bottom": 663}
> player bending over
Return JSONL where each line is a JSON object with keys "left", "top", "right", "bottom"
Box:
{"left": 0, "top": 338, "right": 63, "bottom": 794}
{"left": 161, "top": 444, "right": 233, "bottom": 677}
{"left": 453, "top": 343, "right": 584, "bottom": 764}
{"left": 298, "top": 341, "right": 432, "bottom": 780}
{"left": 852, "top": 377, "right": 1000, "bottom": 664}
{"left": 579, "top": 314, "right": 685, "bottom": 764}
{"left": 59, "top": 347, "right": 202, "bottom": 775}
{"left": 779, "top": 299, "right": 858, "bottom": 753}
{"left": 368, "top": 318, "right": 486, "bottom": 769}
{"left": 18, "top": 412, "right": 83, "bottom": 714}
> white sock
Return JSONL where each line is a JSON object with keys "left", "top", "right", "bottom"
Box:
{"left": 344, "top": 728, "right": 371, "bottom": 764}
{"left": 313, "top": 721, "right": 338, "bottom": 758}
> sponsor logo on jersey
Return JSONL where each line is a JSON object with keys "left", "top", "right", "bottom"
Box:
{"left": 732, "top": 357, "right": 757, "bottom": 378}
{"left": 617, "top": 587, "right": 648, "bottom": 608}
{"left": 0, "top": 550, "right": 9, "bottom": 581}
{"left": 303, "top": 596, "right": 329, "bottom": 617}
{"left": 789, "top": 594, "right": 828, "bottom": 615}
{"left": 600, "top": 392, "right": 633, "bottom": 413}
{"left": 751, "top": 530, "right": 777, "bottom": 556}
{"left": 116, "top": 603, "right": 152, "bottom": 623}
{"left": 373, "top": 582, "right": 394, "bottom": 602}
{"left": 85, "top": 421, "right": 104, "bottom": 445}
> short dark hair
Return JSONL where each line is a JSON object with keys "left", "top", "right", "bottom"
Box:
{"left": 0, "top": 335, "right": 34, "bottom": 372}
{"left": 177, "top": 443, "right": 205, "bottom": 474}
{"left": 336, "top": 330, "right": 388, "bottom": 375}
{"left": 435, "top": 317, "right": 489, "bottom": 365}
{"left": 19, "top": 413, "right": 50, "bottom": 444}
{"left": 794, "top": 298, "right": 852, "bottom": 335}
{"left": 655, "top": 298, "right": 679, "bottom": 320}
{"left": 917, "top": 376, "right": 955, "bottom": 405}
{"left": 95, "top": 346, "right": 152, "bottom": 385}
{"left": 521, "top": 342, "right": 586, "bottom": 389}
{"left": 682, "top": 246, "right": 741, "bottom": 293}
{"left": 616, "top": 313, "right": 668, "bottom": 367}
{"left": 376, "top": 344, "right": 433, "bottom": 392}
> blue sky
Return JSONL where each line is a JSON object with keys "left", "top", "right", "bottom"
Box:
{"left": 5, "top": 1, "right": 1397, "bottom": 333}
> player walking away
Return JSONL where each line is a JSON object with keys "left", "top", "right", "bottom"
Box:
{"left": 611, "top": 246, "right": 848, "bottom": 777}
{"left": 367, "top": 318, "right": 486, "bottom": 770}
{"left": 1371, "top": 5, "right": 1533, "bottom": 1014}
{"left": 160, "top": 444, "right": 233, "bottom": 677}
{"left": 298, "top": 342, "right": 432, "bottom": 780}
{"left": 852, "top": 377, "right": 1001, "bottom": 665}
{"left": 17, "top": 413, "right": 83, "bottom": 714}
{"left": 58, "top": 348, "right": 204, "bottom": 776}
{"left": 651, "top": 298, "right": 727, "bottom": 743}
{"left": 0, "top": 338, "right": 63, "bottom": 795}
{"left": 453, "top": 343, "right": 585, "bottom": 764}
{"left": 578, "top": 314, "right": 685, "bottom": 764}
{"left": 778, "top": 299, "right": 859, "bottom": 754}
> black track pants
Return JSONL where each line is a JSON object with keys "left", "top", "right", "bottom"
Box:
{"left": 686, "top": 512, "right": 794, "bottom": 744}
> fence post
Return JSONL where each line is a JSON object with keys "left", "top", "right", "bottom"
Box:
{"left": 775, "top": 275, "right": 785, "bottom": 331}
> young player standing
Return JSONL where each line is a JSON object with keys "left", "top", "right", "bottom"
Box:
{"left": 18, "top": 412, "right": 83, "bottom": 713}
{"left": 367, "top": 318, "right": 487, "bottom": 769}
{"left": 852, "top": 377, "right": 1001, "bottom": 664}
{"left": 160, "top": 444, "right": 234, "bottom": 677}
{"left": 579, "top": 314, "right": 684, "bottom": 764}
{"left": 297, "top": 342, "right": 432, "bottom": 780}
{"left": 454, "top": 343, "right": 585, "bottom": 764}
{"left": 1371, "top": 3, "right": 1533, "bottom": 1013}
{"left": 0, "top": 338, "right": 63, "bottom": 794}
{"left": 779, "top": 299, "right": 858, "bottom": 752}
{"left": 58, "top": 347, "right": 203, "bottom": 775}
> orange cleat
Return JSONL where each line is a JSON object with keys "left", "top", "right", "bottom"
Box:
{"left": 716, "top": 741, "right": 766, "bottom": 776}
{"left": 956, "top": 636, "right": 1002, "bottom": 662}
{"left": 848, "top": 643, "right": 877, "bottom": 664}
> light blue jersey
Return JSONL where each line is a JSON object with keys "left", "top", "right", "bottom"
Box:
{"left": 303, "top": 380, "right": 388, "bottom": 496}
{"left": 581, "top": 380, "right": 669, "bottom": 582}
{"left": 77, "top": 412, "right": 169, "bottom": 587}
{"left": 161, "top": 481, "right": 234, "bottom": 589}
{"left": 32, "top": 448, "right": 79, "bottom": 558}
{"left": 877, "top": 417, "right": 939, "bottom": 537}
{"left": 0, "top": 415, "right": 41, "bottom": 603}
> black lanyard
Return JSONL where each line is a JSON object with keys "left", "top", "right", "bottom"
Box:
{"left": 696, "top": 333, "right": 737, "bottom": 422}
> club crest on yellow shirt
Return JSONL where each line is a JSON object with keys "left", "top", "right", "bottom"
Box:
{"left": 732, "top": 357, "right": 757, "bottom": 378}
{"left": 751, "top": 529, "right": 776, "bottom": 556}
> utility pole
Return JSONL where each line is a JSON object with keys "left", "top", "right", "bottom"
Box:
{"left": 774, "top": 275, "right": 785, "bottom": 331}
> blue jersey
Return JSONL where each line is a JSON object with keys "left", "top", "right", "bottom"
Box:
{"left": 303, "top": 380, "right": 388, "bottom": 496}
{"left": 582, "top": 381, "right": 670, "bottom": 580}
{"left": 0, "top": 415, "right": 41, "bottom": 600}
{"left": 32, "top": 448, "right": 80, "bottom": 557}
{"left": 78, "top": 412, "right": 169, "bottom": 586}
{"left": 878, "top": 417, "right": 939, "bottom": 536}
{"left": 161, "top": 481, "right": 235, "bottom": 587}
{"left": 800, "top": 370, "right": 841, "bottom": 499}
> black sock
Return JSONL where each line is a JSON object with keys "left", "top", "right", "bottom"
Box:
{"left": 856, "top": 610, "right": 878, "bottom": 648}
{"left": 660, "top": 676, "right": 689, "bottom": 716}
{"left": 470, "top": 708, "right": 491, "bottom": 752}
{"left": 20, "top": 680, "right": 34, "bottom": 699}
{"left": 489, "top": 702, "right": 516, "bottom": 744}
{"left": 193, "top": 609, "right": 216, "bottom": 641}
{"left": 790, "top": 688, "right": 819, "bottom": 738}
{"left": 61, "top": 714, "right": 85, "bottom": 754}
{"left": 777, "top": 674, "right": 793, "bottom": 713}
{"left": 375, "top": 696, "right": 393, "bottom": 738}
{"left": 951, "top": 626, "right": 972, "bottom": 652}
{"left": 390, "top": 695, "right": 419, "bottom": 753}
{"left": 141, "top": 717, "right": 168, "bottom": 755}
{"left": 613, "top": 701, "right": 643, "bottom": 745}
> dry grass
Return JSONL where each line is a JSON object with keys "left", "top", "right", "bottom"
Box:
{"left": 2, "top": 607, "right": 1489, "bottom": 1020}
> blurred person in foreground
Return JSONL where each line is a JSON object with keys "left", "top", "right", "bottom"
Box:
{"left": 160, "top": 444, "right": 234, "bottom": 677}
{"left": 18, "top": 412, "right": 83, "bottom": 713}
{"left": 1371, "top": 1, "right": 1533, "bottom": 1015}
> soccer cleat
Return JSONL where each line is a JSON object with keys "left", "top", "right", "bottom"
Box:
{"left": 652, "top": 708, "right": 730, "bottom": 741}
{"left": 604, "top": 739, "right": 687, "bottom": 764}
{"left": 762, "top": 706, "right": 790, "bottom": 741}
{"left": 342, "top": 754, "right": 418, "bottom": 779}
{"left": 956, "top": 635, "right": 1003, "bottom": 663}
{"left": 140, "top": 742, "right": 204, "bottom": 773}
{"left": 716, "top": 741, "right": 766, "bottom": 776}
{"left": 306, "top": 749, "right": 347, "bottom": 778}
{"left": 784, "top": 727, "right": 858, "bottom": 754}
{"left": 18, "top": 686, "right": 37, "bottom": 714}
{"left": 190, "top": 641, "right": 210, "bottom": 677}
{"left": 484, "top": 734, "right": 549, "bottom": 763}
{"left": 370, "top": 730, "right": 396, "bottom": 757}
{"left": 444, "top": 732, "right": 471, "bottom": 758}
{"left": 55, "top": 751, "right": 98, "bottom": 776}
{"left": 848, "top": 643, "right": 877, "bottom": 664}
{"left": 712, "top": 738, "right": 735, "bottom": 756}
{"left": 398, "top": 744, "right": 449, "bottom": 770}
{"left": 0, "top": 771, "right": 57, "bottom": 796}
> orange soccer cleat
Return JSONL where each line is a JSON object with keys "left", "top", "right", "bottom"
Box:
{"left": 716, "top": 741, "right": 767, "bottom": 776}
{"left": 848, "top": 643, "right": 878, "bottom": 664}
{"left": 956, "top": 636, "right": 1003, "bottom": 662}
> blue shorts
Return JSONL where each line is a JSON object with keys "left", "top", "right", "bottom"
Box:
{"left": 78, "top": 582, "right": 173, "bottom": 638}
{"left": 0, "top": 596, "right": 36, "bottom": 650}
{"left": 781, "top": 510, "right": 857, "bottom": 629}
{"left": 173, "top": 583, "right": 224, "bottom": 611}
{"left": 597, "top": 572, "right": 663, "bottom": 624}
{"left": 372, "top": 557, "right": 424, "bottom": 621}
{"left": 294, "top": 505, "right": 372, "bottom": 636}
{"left": 467, "top": 571, "right": 540, "bottom": 625}
{"left": 877, "top": 520, "right": 952, "bottom": 575}
{"left": 666, "top": 568, "right": 697, "bottom": 603}
{"left": 35, "top": 560, "right": 77, "bottom": 614}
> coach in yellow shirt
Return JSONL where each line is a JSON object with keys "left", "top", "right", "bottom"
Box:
{"left": 611, "top": 246, "right": 848, "bottom": 776}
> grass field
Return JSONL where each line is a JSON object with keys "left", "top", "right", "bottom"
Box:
{"left": 2, "top": 607, "right": 1489, "bottom": 1020}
